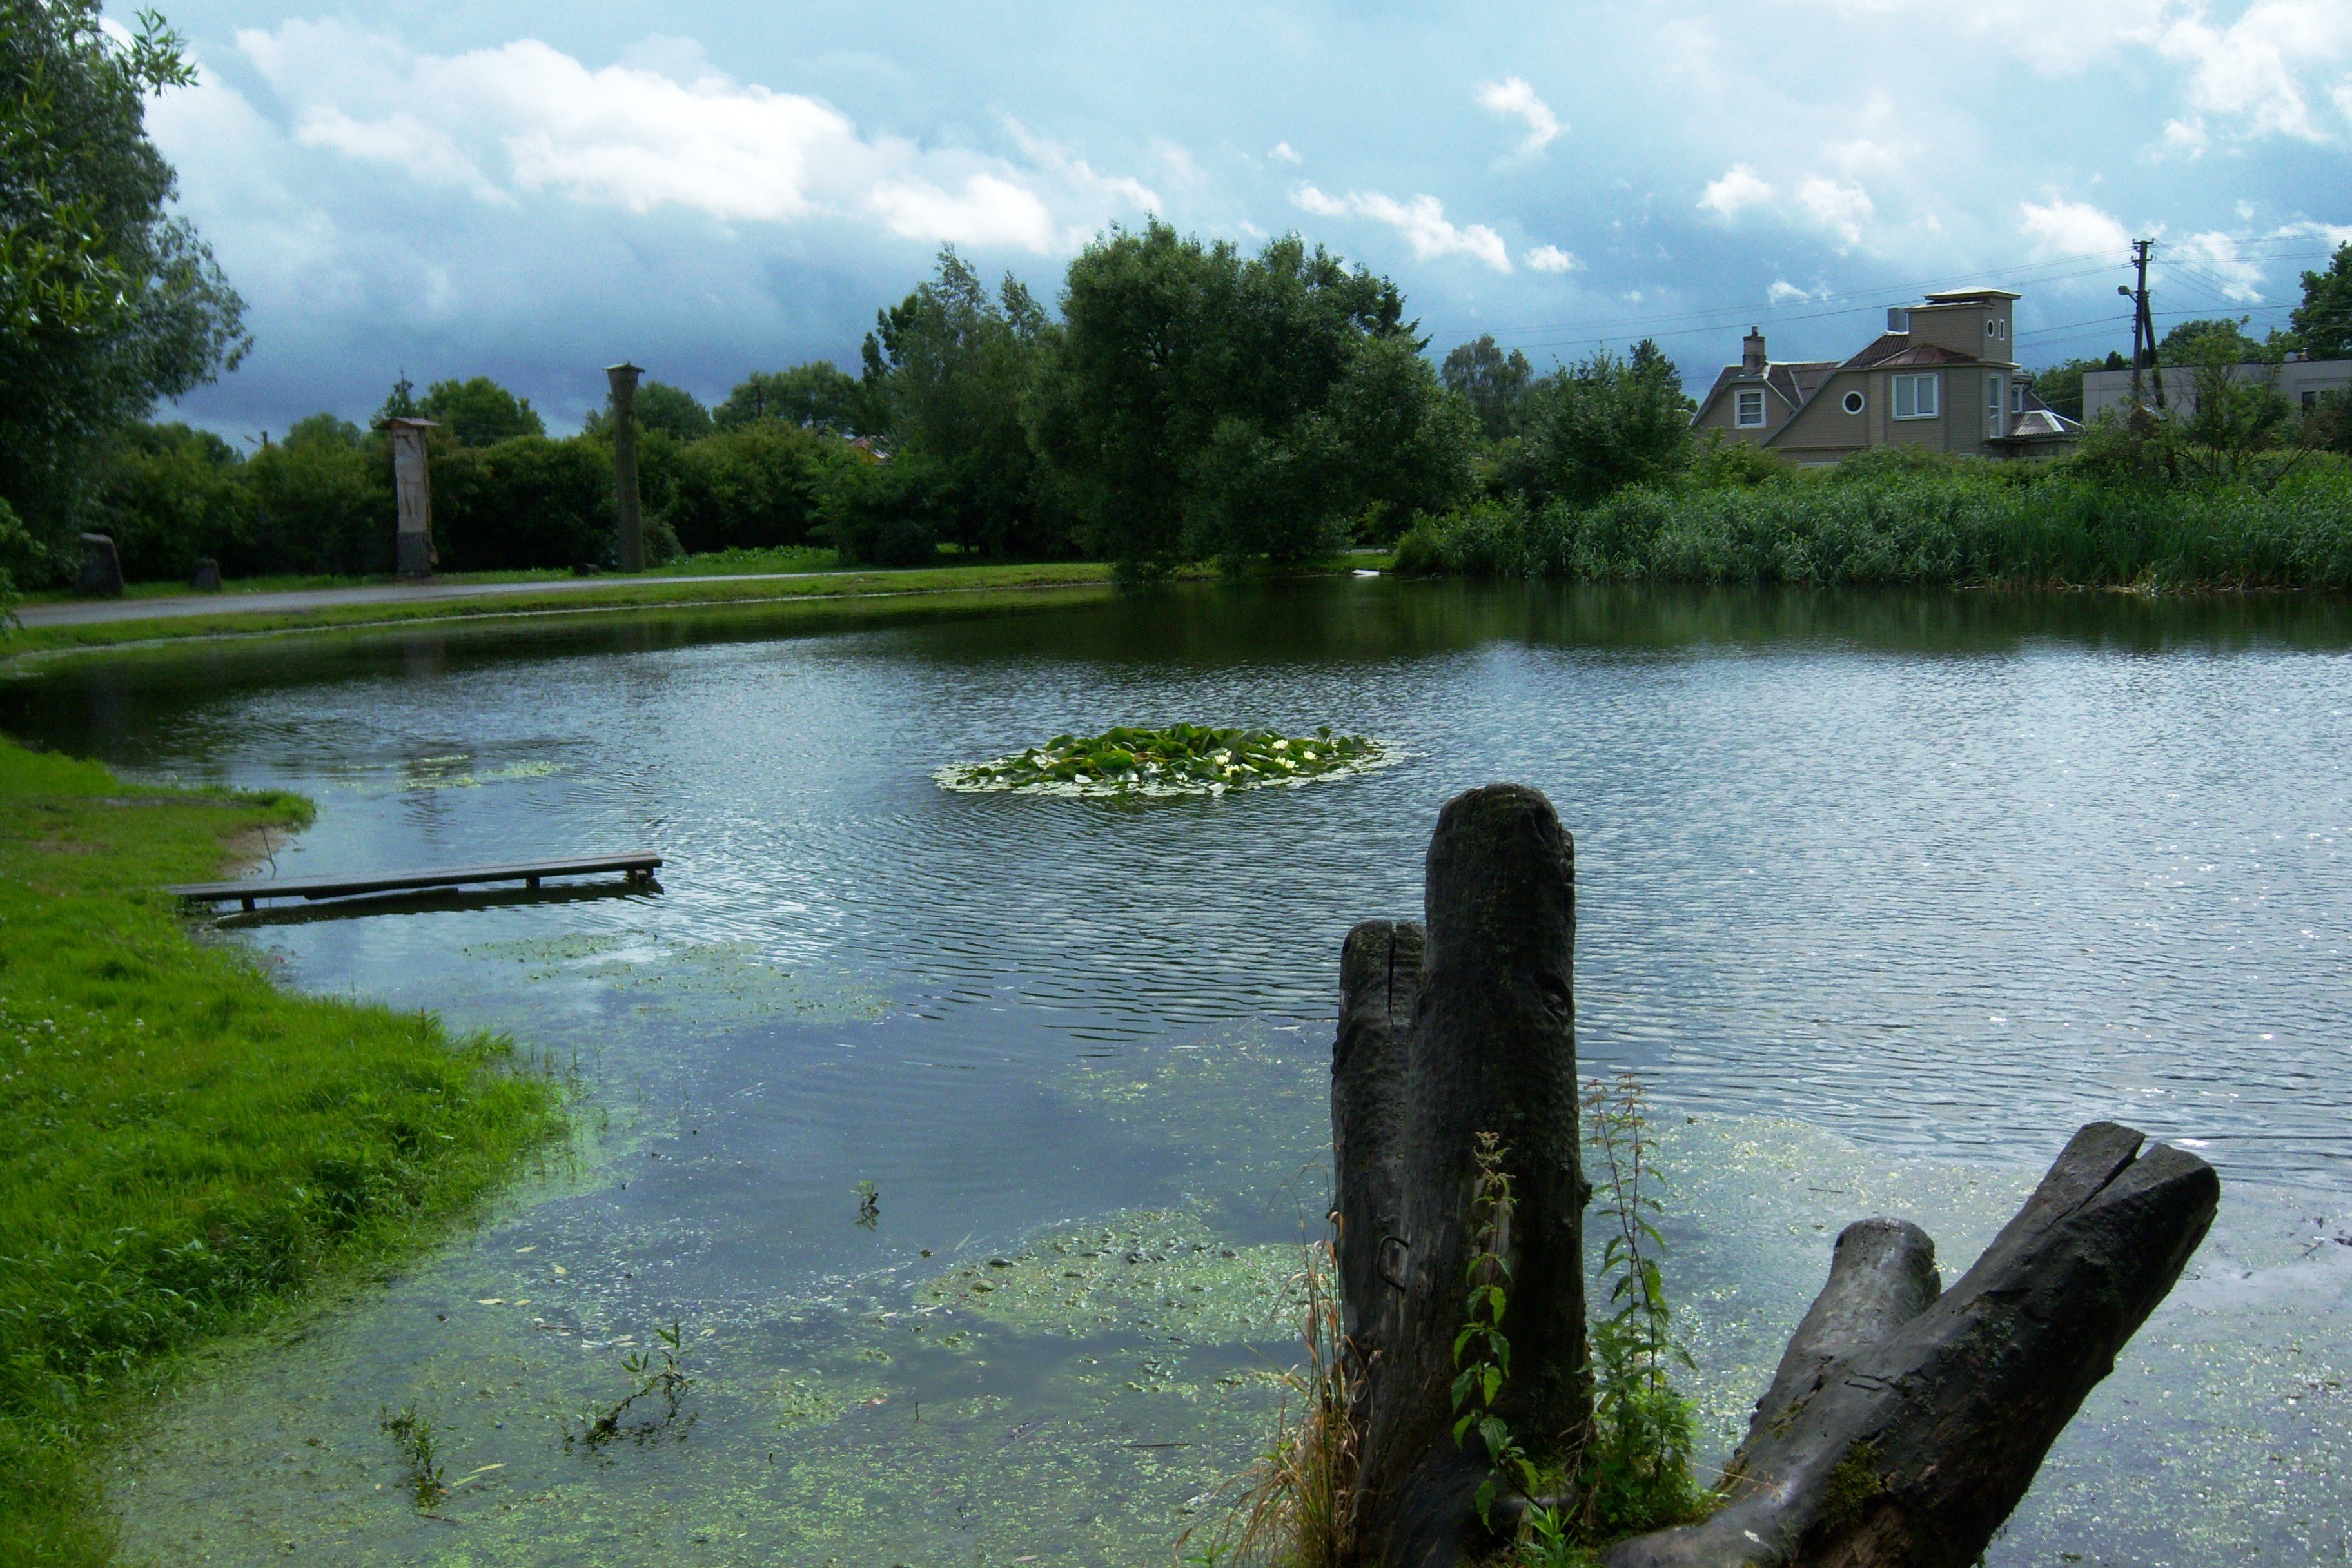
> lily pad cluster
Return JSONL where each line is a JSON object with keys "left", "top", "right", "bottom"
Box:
{"left": 937, "top": 723, "right": 1385, "bottom": 798}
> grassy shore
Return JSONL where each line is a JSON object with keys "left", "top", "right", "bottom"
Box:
{"left": 0, "top": 740, "right": 565, "bottom": 1565}
{"left": 1, "top": 558, "right": 1124, "bottom": 662}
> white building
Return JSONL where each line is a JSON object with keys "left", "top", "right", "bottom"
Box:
{"left": 2082, "top": 357, "right": 2352, "bottom": 422}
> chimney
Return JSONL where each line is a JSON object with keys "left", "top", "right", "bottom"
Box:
{"left": 1742, "top": 327, "right": 1767, "bottom": 372}
{"left": 1887, "top": 306, "right": 1911, "bottom": 333}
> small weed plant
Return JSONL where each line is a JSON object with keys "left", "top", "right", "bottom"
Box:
{"left": 1453, "top": 1131, "right": 1539, "bottom": 1527}
{"left": 1175, "top": 1236, "right": 1358, "bottom": 1567}
{"left": 378, "top": 1404, "right": 446, "bottom": 1508}
{"left": 855, "top": 1179, "right": 881, "bottom": 1230}
{"left": 571, "top": 1321, "right": 696, "bottom": 1449}
{"left": 1570, "top": 1073, "right": 1707, "bottom": 1542}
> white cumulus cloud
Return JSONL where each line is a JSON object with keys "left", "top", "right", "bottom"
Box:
{"left": 1795, "top": 176, "right": 1874, "bottom": 243}
{"left": 2150, "top": 0, "right": 2352, "bottom": 142}
{"left": 1289, "top": 186, "right": 1512, "bottom": 271}
{"left": 1524, "top": 244, "right": 1580, "bottom": 273}
{"left": 2019, "top": 197, "right": 2132, "bottom": 259}
{"left": 230, "top": 21, "right": 1157, "bottom": 252}
{"left": 1698, "top": 163, "right": 1773, "bottom": 219}
{"left": 1475, "top": 76, "right": 1562, "bottom": 155}
{"left": 1270, "top": 141, "right": 1302, "bottom": 164}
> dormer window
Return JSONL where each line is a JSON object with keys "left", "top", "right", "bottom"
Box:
{"left": 1734, "top": 388, "right": 1767, "bottom": 428}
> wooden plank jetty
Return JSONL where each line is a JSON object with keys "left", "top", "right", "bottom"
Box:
{"left": 168, "top": 852, "right": 662, "bottom": 911}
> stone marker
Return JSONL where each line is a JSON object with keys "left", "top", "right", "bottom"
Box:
{"left": 607, "top": 361, "right": 645, "bottom": 573}
{"left": 382, "top": 416, "right": 439, "bottom": 578}
{"left": 75, "top": 532, "right": 122, "bottom": 597}
{"left": 190, "top": 557, "right": 222, "bottom": 592}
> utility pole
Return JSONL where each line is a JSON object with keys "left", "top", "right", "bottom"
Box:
{"left": 2119, "top": 240, "right": 2167, "bottom": 412}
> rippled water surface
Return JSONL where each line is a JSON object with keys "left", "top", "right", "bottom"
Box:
{"left": 6, "top": 581, "right": 2349, "bottom": 1566}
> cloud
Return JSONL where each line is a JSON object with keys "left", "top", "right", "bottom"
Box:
{"left": 2019, "top": 197, "right": 2132, "bottom": 259}
{"left": 1524, "top": 244, "right": 1580, "bottom": 273}
{"left": 1475, "top": 76, "right": 1562, "bottom": 155}
{"left": 1795, "top": 176, "right": 1874, "bottom": 243}
{"left": 2149, "top": 0, "right": 2352, "bottom": 142}
{"left": 1290, "top": 186, "right": 1512, "bottom": 271}
{"left": 2168, "top": 230, "right": 2267, "bottom": 300}
{"left": 1270, "top": 141, "right": 1302, "bottom": 164}
{"left": 1698, "top": 164, "right": 1773, "bottom": 219}
{"left": 1767, "top": 279, "right": 1828, "bottom": 304}
{"left": 231, "top": 21, "right": 1157, "bottom": 251}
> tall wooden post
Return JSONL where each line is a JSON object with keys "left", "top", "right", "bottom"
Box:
{"left": 607, "top": 361, "right": 645, "bottom": 573}
{"left": 384, "top": 416, "right": 439, "bottom": 578}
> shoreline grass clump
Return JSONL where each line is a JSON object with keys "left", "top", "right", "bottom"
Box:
{"left": 0, "top": 736, "right": 565, "bottom": 1565}
{"left": 937, "top": 723, "right": 1386, "bottom": 798}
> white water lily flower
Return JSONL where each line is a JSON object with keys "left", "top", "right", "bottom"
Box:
{"left": 1074, "top": 774, "right": 1091, "bottom": 785}
{"left": 1273, "top": 739, "right": 1289, "bottom": 750}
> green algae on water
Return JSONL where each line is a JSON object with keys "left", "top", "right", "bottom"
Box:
{"left": 937, "top": 724, "right": 1387, "bottom": 799}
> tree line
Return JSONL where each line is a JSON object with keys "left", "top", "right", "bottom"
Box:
{"left": 6, "top": 0, "right": 2349, "bottom": 600}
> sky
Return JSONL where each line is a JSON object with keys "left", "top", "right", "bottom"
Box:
{"left": 127, "top": 0, "right": 2352, "bottom": 437}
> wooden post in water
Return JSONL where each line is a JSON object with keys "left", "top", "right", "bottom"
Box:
{"left": 607, "top": 361, "right": 645, "bottom": 573}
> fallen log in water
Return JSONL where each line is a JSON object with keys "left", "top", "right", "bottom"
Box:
{"left": 1606, "top": 1122, "right": 2218, "bottom": 1568}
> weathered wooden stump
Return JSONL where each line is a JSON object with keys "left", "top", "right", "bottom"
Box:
{"left": 1331, "top": 785, "right": 2219, "bottom": 1568}
{"left": 1334, "top": 784, "right": 1585, "bottom": 1567}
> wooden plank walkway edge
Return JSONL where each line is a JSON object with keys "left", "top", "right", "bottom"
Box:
{"left": 168, "top": 852, "right": 663, "bottom": 910}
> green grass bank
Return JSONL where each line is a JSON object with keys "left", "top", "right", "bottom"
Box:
{"left": 0, "top": 740, "right": 565, "bottom": 1565}
{"left": 1395, "top": 451, "right": 2352, "bottom": 591}
{"left": 1, "top": 558, "right": 1124, "bottom": 662}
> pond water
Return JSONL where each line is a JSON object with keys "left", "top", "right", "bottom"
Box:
{"left": 5, "top": 580, "right": 2349, "bottom": 1566}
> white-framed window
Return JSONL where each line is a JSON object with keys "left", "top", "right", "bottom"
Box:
{"left": 1734, "top": 387, "right": 1767, "bottom": 428}
{"left": 1986, "top": 374, "right": 2004, "bottom": 436}
{"left": 1842, "top": 389, "right": 1865, "bottom": 415}
{"left": 2012, "top": 384, "right": 2025, "bottom": 415}
{"left": 1892, "top": 373, "right": 1939, "bottom": 420}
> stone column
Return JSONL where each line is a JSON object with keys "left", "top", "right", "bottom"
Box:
{"left": 607, "top": 362, "right": 645, "bottom": 573}
{"left": 384, "top": 417, "right": 439, "bottom": 578}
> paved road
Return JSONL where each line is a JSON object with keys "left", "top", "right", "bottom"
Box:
{"left": 15, "top": 571, "right": 830, "bottom": 627}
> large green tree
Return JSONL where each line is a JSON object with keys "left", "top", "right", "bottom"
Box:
{"left": 0, "top": 0, "right": 246, "bottom": 578}
{"left": 2291, "top": 243, "right": 2352, "bottom": 361}
{"left": 1442, "top": 333, "right": 1535, "bottom": 442}
{"left": 1500, "top": 340, "right": 1695, "bottom": 507}
{"left": 715, "top": 362, "right": 867, "bottom": 435}
{"left": 416, "top": 375, "right": 545, "bottom": 446}
{"left": 1030, "top": 222, "right": 1475, "bottom": 577}
{"left": 860, "top": 248, "right": 1057, "bottom": 558}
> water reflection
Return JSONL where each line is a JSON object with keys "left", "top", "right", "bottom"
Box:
{"left": 6, "top": 579, "right": 2349, "bottom": 1564}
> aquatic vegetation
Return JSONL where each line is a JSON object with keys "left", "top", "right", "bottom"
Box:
{"left": 855, "top": 1179, "right": 881, "bottom": 1230}
{"left": 1176, "top": 1237, "right": 1358, "bottom": 1568}
{"left": 570, "top": 1320, "right": 695, "bottom": 1449}
{"left": 378, "top": 1406, "right": 446, "bottom": 1509}
{"left": 937, "top": 724, "right": 1386, "bottom": 798}
{"left": 1455, "top": 1132, "right": 1539, "bottom": 1528}
{"left": 916, "top": 1212, "right": 1300, "bottom": 1344}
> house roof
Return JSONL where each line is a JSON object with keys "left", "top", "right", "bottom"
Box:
{"left": 1840, "top": 333, "right": 1985, "bottom": 371}
{"left": 1922, "top": 288, "right": 2021, "bottom": 302}
{"left": 1697, "top": 360, "right": 1838, "bottom": 422}
{"left": 1994, "top": 408, "right": 2084, "bottom": 441}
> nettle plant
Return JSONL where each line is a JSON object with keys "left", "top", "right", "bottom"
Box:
{"left": 937, "top": 724, "right": 1384, "bottom": 798}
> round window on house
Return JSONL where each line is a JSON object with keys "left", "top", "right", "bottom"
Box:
{"left": 1842, "top": 390, "right": 1865, "bottom": 415}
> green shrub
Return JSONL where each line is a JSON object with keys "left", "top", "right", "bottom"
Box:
{"left": 90, "top": 422, "right": 252, "bottom": 581}
{"left": 239, "top": 433, "right": 393, "bottom": 577}
{"left": 431, "top": 435, "right": 614, "bottom": 571}
{"left": 663, "top": 421, "right": 839, "bottom": 554}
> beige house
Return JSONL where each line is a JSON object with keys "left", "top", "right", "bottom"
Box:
{"left": 1693, "top": 288, "right": 2079, "bottom": 462}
